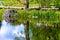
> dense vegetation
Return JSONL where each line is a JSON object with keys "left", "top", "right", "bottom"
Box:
{"left": 0, "top": 0, "right": 60, "bottom": 40}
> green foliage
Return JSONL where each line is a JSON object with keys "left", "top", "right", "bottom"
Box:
{"left": 0, "top": 9, "right": 59, "bottom": 24}
{"left": 0, "top": 0, "right": 60, "bottom": 6}
{"left": 0, "top": 9, "right": 60, "bottom": 40}
{"left": 0, "top": 0, "right": 60, "bottom": 40}
{"left": 0, "top": 9, "right": 5, "bottom": 20}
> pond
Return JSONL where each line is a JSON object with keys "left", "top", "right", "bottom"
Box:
{"left": 0, "top": 20, "right": 26, "bottom": 40}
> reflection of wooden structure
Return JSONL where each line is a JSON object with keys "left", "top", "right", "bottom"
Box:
{"left": 24, "top": 0, "right": 29, "bottom": 9}
{"left": 24, "top": 0, "right": 30, "bottom": 40}
{"left": 0, "top": 6, "right": 59, "bottom": 10}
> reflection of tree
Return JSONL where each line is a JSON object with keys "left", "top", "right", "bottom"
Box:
{"left": 30, "top": 23, "right": 60, "bottom": 40}
{"left": 0, "top": 21, "right": 1, "bottom": 28}
{"left": 55, "top": 0, "right": 60, "bottom": 8}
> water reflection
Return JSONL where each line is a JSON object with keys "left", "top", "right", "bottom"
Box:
{"left": 0, "top": 20, "right": 26, "bottom": 40}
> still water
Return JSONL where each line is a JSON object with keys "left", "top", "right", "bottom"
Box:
{"left": 0, "top": 20, "right": 26, "bottom": 40}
